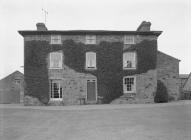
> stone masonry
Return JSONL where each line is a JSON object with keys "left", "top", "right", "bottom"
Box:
{"left": 111, "top": 69, "right": 157, "bottom": 104}
{"left": 48, "top": 64, "right": 96, "bottom": 105}
{"left": 157, "top": 51, "right": 180, "bottom": 100}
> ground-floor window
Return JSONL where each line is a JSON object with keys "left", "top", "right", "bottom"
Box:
{"left": 50, "top": 80, "right": 62, "bottom": 100}
{"left": 123, "top": 76, "right": 136, "bottom": 93}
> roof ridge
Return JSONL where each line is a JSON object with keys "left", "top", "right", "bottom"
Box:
{"left": 0, "top": 71, "right": 23, "bottom": 81}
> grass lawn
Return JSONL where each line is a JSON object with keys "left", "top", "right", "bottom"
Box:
{"left": 1, "top": 101, "right": 191, "bottom": 140}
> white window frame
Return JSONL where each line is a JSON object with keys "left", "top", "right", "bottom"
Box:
{"left": 85, "top": 35, "right": 96, "bottom": 44}
{"left": 123, "top": 76, "right": 136, "bottom": 94}
{"left": 123, "top": 52, "right": 137, "bottom": 70}
{"left": 50, "top": 35, "right": 62, "bottom": 44}
{"left": 50, "top": 80, "right": 63, "bottom": 101}
{"left": 124, "top": 35, "right": 135, "bottom": 44}
{"left": 49, "top": 52, "right": 63, "bottom": 69}
{"left": 85, "top": 52, "right": 97, "bottom": 70}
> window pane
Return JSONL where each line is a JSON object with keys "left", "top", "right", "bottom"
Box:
{"left": 53, "top": 83, "right": 59, "bottom": 98}
{"left": 50, "top": 81, "right": 53, "bottom": 98}
{"left": 124, "top": 77, "right": 135, "bottom": 93}
{"left": 86, "top": 52, "right": 96, "bottom": 69}
{"left": 51, "top": 35, "right": 61, "bottom": 44}
{"left": 124, "top": 35, "right": 134, "bottom": 44}
{"left": 86, "top": 35, "right": 96, "bottom": 44}
{"left": 50, "top": 52, "right": 62, "bottom": 69}
{"left": 123, "top": 52, "right": 136, "bottom": 69}
{"left": 60, "top": 87, "right": 62, "bottom": 98}
{"left": 50, "top": 80, "right": 62, "bottom": 99}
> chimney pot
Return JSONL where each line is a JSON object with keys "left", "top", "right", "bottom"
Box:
{"left": 36, "top": 23, "right": 47, "bottom": 31}
{"left": 137, "top": 21, "right": 151, "bottom": 31}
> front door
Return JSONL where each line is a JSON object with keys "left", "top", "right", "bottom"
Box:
{"left": 87, "top": 79, "right": 97, "bottom": 102}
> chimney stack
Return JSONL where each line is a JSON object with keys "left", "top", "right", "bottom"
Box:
{"left": 36, "top": 23, "right": 47, "bottom": 31}
{"left": 137, "top": 21, "right": 151, "bottom": 31}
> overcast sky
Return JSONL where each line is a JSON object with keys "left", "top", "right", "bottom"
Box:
{"left": 0, "top": 0, "right": 191, "bottom": 79}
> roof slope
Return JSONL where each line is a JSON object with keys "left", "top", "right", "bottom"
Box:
{"left": 0, "top": 71, "right": 24, "bottom": 89}
{"left": 157, "top": 51, "right": 180, "bottom": 62}
{"left": 183, "top": 72, "right": 191, "bottom": 91}
{"left": 179, "top": 74, "right": 189, "bottom": 79}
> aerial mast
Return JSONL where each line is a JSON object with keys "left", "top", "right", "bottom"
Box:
{"left": 42, "top": 8, "right": 48, "bottom": 24}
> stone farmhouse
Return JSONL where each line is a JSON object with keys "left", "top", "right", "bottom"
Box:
{"left": 0, "top": 71, "right": 24, "bottom": 104}
{"left": 18, "top": 21, "right": 180, "bottom": 105}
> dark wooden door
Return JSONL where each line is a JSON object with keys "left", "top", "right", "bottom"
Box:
{"left": 87, "top": 80, "right": 96, "bottom": 101}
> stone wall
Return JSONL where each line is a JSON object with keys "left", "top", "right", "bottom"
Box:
{"left": 24, "top": 35, "right": 50, "bottom": 42}
{"left": 49, "top": 64, "right": 96, "bottom": 105}
{"left": 24, "top": 34, "right": 157, "bottom": 44}
{"left": 157, "top": 51, "right": 180, "bottom": 100}
{"left": 136, "top": 69, "right": 157, "bottom": 103}
{"left": 23, "top": 33, "right": 159, "bottom": 105}
{"left": 111, "top": 69, "right": 157, "bottom": 104}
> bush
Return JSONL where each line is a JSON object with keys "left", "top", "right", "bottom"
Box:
{"left": 24, "top": 95, "right": 44, "bottom": 106}
{"left": 154, "top": 80, "right": 168, "bottom": 103}
{"left": 168, "top": 95, "right": 175, "bottom": 102}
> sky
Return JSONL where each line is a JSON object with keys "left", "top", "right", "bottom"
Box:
{"left": 0, "top": 0, "right": 191, "bottom": 79}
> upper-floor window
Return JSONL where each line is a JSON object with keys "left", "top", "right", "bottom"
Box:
{"left": 123, "top": 76, "right": 136, "bottom": 93}
{"left": 86, "top": 52, "right": 96, "bottom": 70}
{"left": 85, "top": 35, "right": 96, "bottom": 44}
{"left": 49, "top": 52, "right": 63, "bottom": 69}
{"left": 51, "top": 35, "right": 62, "bottom": 44}
{"left": 123, "top": 52, "right": 136, "bottom": 69}
{"left": 124, "top": 35, "right": 135, "bottom": 44}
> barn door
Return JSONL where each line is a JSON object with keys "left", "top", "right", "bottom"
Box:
{"left": 87, "top": 79, "right": 97, "bottom": 102}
